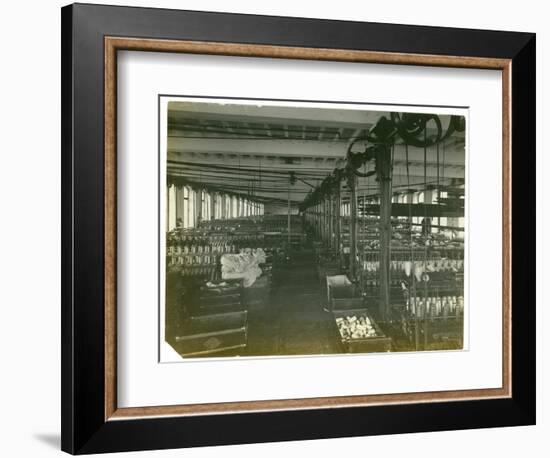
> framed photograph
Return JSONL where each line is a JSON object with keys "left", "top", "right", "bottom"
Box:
{"left": 61, "top": 3, "right": 536, "bottom": 454}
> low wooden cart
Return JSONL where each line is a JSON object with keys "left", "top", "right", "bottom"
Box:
{"left": 172, "top": 309, "right": 248, "bottom": 358}
{"left": 167, "top": 279, "right": 248, "bottom": 358}
{"left": 326, "top": 275, "right": 363, "bottom": 311}
{"left": 332, "top": 308, "right": 392, "bottom": 353}
{"left": 197, "top": 280, "right": 243, "bottom": 309}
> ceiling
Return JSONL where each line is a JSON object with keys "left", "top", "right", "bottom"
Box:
{"left": 167, "top": 101, "right": 466, "bottom": 207}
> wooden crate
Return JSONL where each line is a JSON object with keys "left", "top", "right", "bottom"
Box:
{"left": 172, "top": 311, "right": 248, "bottom": 357}
{"left": 198, "top": 293, "right": 242, "bottom": 308}
{"left": 199, "top": 280, "right": 241, "bottom": 297}
{"left": 329, "top": 280, "right": 364, "bottom": 311}
{"left": 197, "top": 280, "right": 243, "bottom": 310}
{"left": 326, "top": 275, "right": 361, "bottom": 310}
{"left": 332, "top": 308, "right": 392, "bottom": 353}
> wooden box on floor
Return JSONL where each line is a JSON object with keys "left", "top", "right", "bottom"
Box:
{"left": 332, "top": 308, "right": 392, "bottom": 353}
{"left": 198, "top": 280, "right": 243, "bottom": 310}
{"left": 326, "top": 275, "right": 363, "bottom": 311}
{"left": 168, "top": 279, "right": 248, "bottom": 357}
{"left": 171, "top": 311, "right": 248, "bottom": 358}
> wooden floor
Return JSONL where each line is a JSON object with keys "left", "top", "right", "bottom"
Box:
{"left": 245, "top": 248, "right": 342, "bottom": 357}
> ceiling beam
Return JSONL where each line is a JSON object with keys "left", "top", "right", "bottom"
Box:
{"left": 168, "top": 103, "right": 389, "bottom": 129}
{"left": 167, "top": 138, "right": 464, "bottom": 163}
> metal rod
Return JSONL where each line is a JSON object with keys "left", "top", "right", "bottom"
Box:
{"left": 324, "top": 198, "right": 328, "bottom": 245}
{"left": 349, "top": 173, "right": 357, "bottom": 280}
{"left": 413, "top": 273, "right": 419, "bottom": 351}
{"left": 423, "top": 130, "right": 429, "bottom": 349}
{"left": 287, "top": 184, "right": 291, "bottom": 249}
{"left": 378, "top": 145, "right": 393, "bottom": 321}
{"left": 328, "top": 193, "right": 334, "bottom": 249}
{"left": 210, "top": 192, "right": 215, "bottom": 220}
{"left": 423, "top": 280, "right": 429, "bottom": 349}
{"left": 335, "top": 184, "right": 341, "bottom": 255}
{"left": 195, "top": 188, "right": 202, "bottom": 226}
{"left": 437, "top": 141, "right": 441, "bottom": 229}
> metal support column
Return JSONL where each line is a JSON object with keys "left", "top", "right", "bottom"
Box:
{"left": 377, "top": 145, "right": 393, "bottom": 320}
{"left": 287, "top": 186, "right": 291, "bottom": 249}
{"left": 321, "top": 200, "right": 325, "bottom": 244}
{"left": 210, "top": 193, "right": 215, "bottom": 220}
{"left": 348, "top": 173, "right": 357, "bottom": 280}
{"left": 195, "top": 188, "right": 202, "bottom": 226}
{"left": 335, "top": 184, "right": 341, "bottom": 255}
{"left": 326, "top": 198, "right": 330, "bottom": 246}
{"left": 322, "top": 202, "right": 325, "bottom": 241}
{"left": 328, "top": 194, "right": 333, "bottom": 249}
{"left": 317, "top": 203, "right": 323, "bottom": 241}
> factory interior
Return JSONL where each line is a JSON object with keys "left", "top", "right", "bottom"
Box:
{"left": 164, "top": 101, "right": 465, "bottom": 359}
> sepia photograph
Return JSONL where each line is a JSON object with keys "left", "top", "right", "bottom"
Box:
{"left": 162, "top": 97, "right": 466, "bottom": 360}
{"left": 56, "top": 3, "right": 536, "bottom": 453}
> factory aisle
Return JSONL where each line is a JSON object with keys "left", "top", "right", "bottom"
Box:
{"left": 246, "top": 246, "right": 341, "bottom": 356}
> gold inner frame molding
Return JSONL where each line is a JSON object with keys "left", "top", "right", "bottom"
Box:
{"left": 104, "top": 36, "right": 512, "bottom": 421}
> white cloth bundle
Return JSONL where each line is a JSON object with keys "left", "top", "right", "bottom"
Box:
{"left": 220, "top": 248, "right": 266, "bottom": 287}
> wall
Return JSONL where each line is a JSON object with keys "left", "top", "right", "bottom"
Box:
{"left": 0, "top": 1, "right": 545, "bottom": 457}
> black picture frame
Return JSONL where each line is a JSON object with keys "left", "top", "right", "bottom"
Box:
{"left": 61, "top": 3, "right": 535, "bottom": 454}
